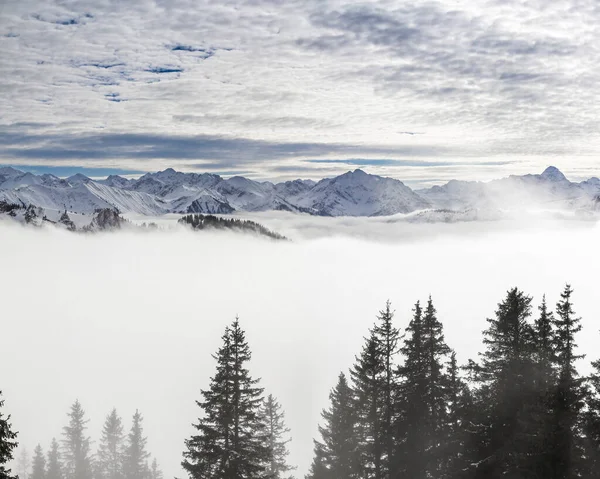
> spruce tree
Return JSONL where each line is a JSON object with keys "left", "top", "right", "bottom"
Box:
{"left": 396, "top": 300, "right": 427, "bottom": 479}
{"left": 582, "top": 352, "right": 600, "bottom": 475}
{"left": 371, "top": 301, "right": 399, "bottom": 478}
{"left": 123, "top": 411, "right": 149, "bottom": 479}
{"left": 61, "top": 400, "right": 93, "bottom": 479}
{"left": 550, "top": 284, "right": 586, "bottom": 478}
{"left": 0, "top": 391, "right": 19, "bottom": 479}
{"left": 350, "top": 332, "right": 384, "bottom": 479}
{"left": 46, "top": 439, "right": 63, "bottom": 479}
{"left": 465, "top": 288, "right": 537, "bottom": 478}
{"left": 442, "top": 351, "right": 474, "bottom": 477}
{"left": 182, "top": 318, "right": 269, "bottom": 479}
{"left": 18, "top": 448, "right": 31, "bottom": 479}
{"left": 31, "top": 445, "right": 46, "bottom": 479}
{"left": 259, "top": 394, "right": 295, "bottom": 479}
{"left": 148, "top": 459, "right": 162, "bottom": 479}
{"left": 97, "top": 409, "right": 125, "bottom": 479}
{"left": 309, "top": 373, "right": 358, "bottom": 479}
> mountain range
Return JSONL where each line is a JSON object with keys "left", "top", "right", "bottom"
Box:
{"left": 1, "top": 166, "right": 599, "bottom": 221}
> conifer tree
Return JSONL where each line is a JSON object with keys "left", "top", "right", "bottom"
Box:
{"left": 309, "top": 373, "right": 359, "bottom": 479}
{"left": 350, "top": 332, "right": 384, "bottom": 479}
{"left": 61, "top": 400, "right": 93, "bottom": 479}
{"left": 123, "top": 411, "right": 149, "bottom": 479}
{"left": 18, "top": 448, "right": 31, "bottom": 479}
{"left": 465, "top": 288, "right": 537, "bottom": 478}
{"left": 148, "top": 459, "right": 162, "bottom": 479}
{"left": 371, "top": 301, "right": 399, "bottom": 478}
{"left": 396, "top": 298, "right": 452, "bottom": 479}
{"left": 97, "top": 409, "right": 125, "bottom": 479}
{"left": 550, "top": 284, "right": 586, "bottom": 478}
{"left": 442, "top": 351, "right": 474, "bottom": 477}
{"left": 396, "top": 300, "right": 427, "bottom": 478}
{"left": 0, "top": 391, "right": 19, "bottom": 479}
{"left": 582, "top": 353, "right": 600, "bottom": 474}
{"left": 31, "top": 445, "right": 46, "bottom": 479}
{"left": 259, "top": 394, "right": 295, "bottom": 479}
{"left": 46, "top": 439, "right": 63, "bottom": 479}
{"left": 182, "top": 318, "right": 269, "bottom": 479}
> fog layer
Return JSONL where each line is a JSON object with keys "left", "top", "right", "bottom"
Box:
{"left": 1, "top": 218, "right": 599, "bottom": 478}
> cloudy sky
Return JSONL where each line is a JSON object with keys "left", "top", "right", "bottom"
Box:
{"left": 1, "top": 0, "right": 599, "bottom": 185}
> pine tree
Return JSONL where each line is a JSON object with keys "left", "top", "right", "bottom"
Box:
{"left": 148, "top": 459, "right": 162, "bottom": 479}
{"left": 0, "top": 391, "right": 19, "bottom": 479}
{"left": 259, "top": 394, "right": 295, "bottom": 479}
{"left": 371, "top": 301, "right": 399, "bottom": 479}
{"left": 31, "top": 445, "right": 46, "bottom": 479}
{"left": 62, "top": 400, "right": 93, "bottom": 479}
{"left": 582, "top": 352, "right": 600, "bottom": 475}
{"left": 442, "top": 351, "right": 474, "bottom": 478}
{"left": 350, "top": 332, "right": 384, "bottom": 479}
{"left": 97, "top": 409, "right": 125, "bottom": 479}
{"left": 550, "top": 284, "right": 586, "bottom": 478}
{"left": 46, "top": 439, "right": 63, "bottom": 479}
{"left": 465, "top": 288, "right": 537, "bottom": 478}
{"left": 182, "top": 318, "right": 269, "bottom": 479}
{"left": 123, "top": 411, "right": 149, "bottom": 479}
{"left": 396, "top": 300, "right": 427, "bottom": 479}
{"left": 18, "top": 448, "right": 31, "bottom": 479}
{"left": 309, "top": 373, "right": 358, "bottom": 479}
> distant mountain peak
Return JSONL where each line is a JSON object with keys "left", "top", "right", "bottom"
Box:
{"left": 540, "top": 166, "right": 567, "bottom": 182}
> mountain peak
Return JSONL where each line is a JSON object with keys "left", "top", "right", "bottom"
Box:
{"left": 540, "top": 166, "right": 567, "bottom": 182}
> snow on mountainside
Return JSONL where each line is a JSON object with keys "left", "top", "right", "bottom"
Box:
{"left": 295, "top": 169, "right": 430, "bottom": 216}
{"left": 1, "top": 166, "right": 599, "bottom": 222}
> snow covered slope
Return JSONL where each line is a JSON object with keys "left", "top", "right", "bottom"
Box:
{"left": 1, "top": 166, "right": 599, "bottom": 220}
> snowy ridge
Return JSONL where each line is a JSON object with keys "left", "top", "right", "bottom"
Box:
{"left": 1, "top": 166, "right": 599, "bottom": 222}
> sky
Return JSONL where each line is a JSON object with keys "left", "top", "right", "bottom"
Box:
{"left": 2, "top": 216, "right": 600, "bottom": 478}
{"left": 1, "top": 0, "right": 599, "bottom": 186}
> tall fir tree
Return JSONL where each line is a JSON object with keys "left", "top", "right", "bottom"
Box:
{"left": 371, "top": 301, "right": 400, "bottom": 479}
{"left": 0, "top": 390, "right": 19, "bottom": 479}
{"left": 123, "top": 410, "right": 149, "bottom": 479}
{"left": 18, "top": 448, "right": 31, "bottom": 479}
{"left": 182, "top": 318, "right": 269, "bottom": 479}
{"left": 550, "top": 284, "right": 586, "bottom": 478}
{"left": 396, "top": 300, "right": 427, "bottom": 479}
{"left": 46, "top": 439, "right": 63, "bottom": 479}
{"left": 31, "top": 445, "right": 46, "bottom": 479}
{"left": 308, "top": 373, "right": 359, "bottom": 479}
{"left": 148, "top": 459, "right": 162, "bottom": 479}
{"left": 582, "top": 351, "right": 600, "bottom": 475}
{"left": 528, "top": 296, "right": 558, "bottom": 479}
{"left": 442, "top": 351, "right": 474, "bottom": 478}
{"left": 61, "top": 400, "right": 93, "bottom": 479}
{"left": 97, "top": 408, "right": 125, "bottom": 479}
{"left": 259, "top": 394, "right": 295, "bottom": 479}
{"left": 465, "top": 288, "right": 538, "bottom": 479}
{"left": 396, "top": 298, "right": 452, "bottom": 479}
{"left": 350, "top": 332, "right": 384, "bottom": 479}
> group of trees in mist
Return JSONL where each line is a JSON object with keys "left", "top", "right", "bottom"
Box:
{"left": 2, "top": 284, "right": 600, "bottom": 479}
{"left": 178, "top": 214, "right": 287, "bottom": 240}
{"left": 0, "top": 400, "right": 162, "bottom": 479}
{"left": 307, "top": 285, "right": 600, "bottom": 479}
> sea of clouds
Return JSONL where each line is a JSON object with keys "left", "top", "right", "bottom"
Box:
{"left": 2, "top": 215, "right": 599, "bottom": 478}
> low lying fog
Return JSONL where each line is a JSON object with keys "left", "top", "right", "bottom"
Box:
{"left": 2, "top": 214, "right": 599, "bottom": 478}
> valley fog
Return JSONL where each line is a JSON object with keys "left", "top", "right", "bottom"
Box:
{"left": 1, "top": 217, "right": 599, "bottom": 478}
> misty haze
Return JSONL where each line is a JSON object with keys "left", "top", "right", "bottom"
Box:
{"left": 2, "top": 1, "right": 600, "bottom": 479}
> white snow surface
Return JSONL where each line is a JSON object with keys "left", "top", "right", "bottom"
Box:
{"left": 1, "top": 166, "right": 599, "bottom": 222}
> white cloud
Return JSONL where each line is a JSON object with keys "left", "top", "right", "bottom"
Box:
{"left": 0, "top": 0, "right": 599, "bottom": 181}
{"left": 1, "top": 218, "right": 599, "bottom": 478}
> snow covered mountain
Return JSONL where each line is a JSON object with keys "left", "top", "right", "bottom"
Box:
{"left": 1, "top": 166, "right": 599, "bottom": 221}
